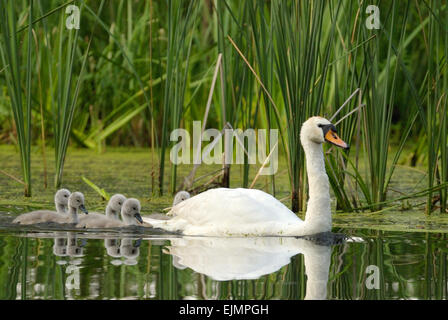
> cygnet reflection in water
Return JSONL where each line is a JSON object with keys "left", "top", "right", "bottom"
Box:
{"left": 164, "top": 231, "right": 346, "bottom": 300}
{"left": 104, "top": 237, "right": 142, "bottom": 265}
{"left": 52, "top": 232, "right": 87, "bottom": 258}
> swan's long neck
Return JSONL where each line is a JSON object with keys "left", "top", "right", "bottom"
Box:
{"left": 121, "top": 211, "right": 136, "bottom": 225}
{"left": 56, "top": 202, "right": 67, "bottom": 214}
{"left": 301, "top": 139, "right": 332, "bottom": 233}
{"left": 106, "top": 205, "right": 119, "bottom": 220}
{"left": 68, "top": 206, "right": 79, "bottom": 224}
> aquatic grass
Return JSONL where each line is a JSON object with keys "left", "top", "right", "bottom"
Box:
{"left": 271, "top": 0, "right": 339, "bottom": 212}
{"left": 322, "top": 0, "right": 371, "bottom": 212}
{"left": 53, "top": 1, "right": 101, "bottom": 188}
{"left": 78, "top": 1, "right": 158, "bottom": 149}
{"left": 246, "top": 0, "right": 277, "bottom": 193}
{"left": 82, "top": 176, "right": 110, "bottom": 201}
{"left": 352, "top": 1, "right": 422, "bottom": 211}
{"left": 214, "top": 0, "right": 258, "bottom": 188}
{"left": 0, "top": 0, "right": 34, "bottom": 196}
{"left": 158, "top": 0, "right": 199, "bottom": 195}
{"left": 0, "top": 0, "right": 447, "bottom": 214}
{"left": 424, "top": 0, "right": 448, "bottom": 214}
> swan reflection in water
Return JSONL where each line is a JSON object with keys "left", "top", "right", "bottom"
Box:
{"left": 27, "top": 230, "right": 345, "bottom": 299}
{"left": 164, "top": 232, "right": 346, "bottom": 300}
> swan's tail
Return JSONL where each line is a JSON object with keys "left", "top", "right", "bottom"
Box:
{"left": 142, "top": 217, "right": 168, "bottom": 228}
{"left": 142, "top": 216, "right": 185, "bottom": 233}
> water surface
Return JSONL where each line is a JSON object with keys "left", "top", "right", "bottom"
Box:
{"left": 0, "top": 211, "right": 446, "bottom": 300}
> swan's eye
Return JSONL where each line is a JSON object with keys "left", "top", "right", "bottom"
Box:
{"left": 64, "top": 195, "right": 68, "bottom": 198}
{"left": 118, "top": 202, "right": 122, "bottom": 205}
{"left": 133, "top": 207, "right": 137, "bottom": 210}
{"left": 318, "top": 124, "right": 324, "bottom": 128}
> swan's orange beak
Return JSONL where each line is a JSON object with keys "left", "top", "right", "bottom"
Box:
{"left": 325, "top": 129, "right": 349, "bottom": 149}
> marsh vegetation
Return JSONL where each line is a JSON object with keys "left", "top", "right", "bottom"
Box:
{"left": 0, "top": 0, "right": 446, "bottom": 216}
{"left": 0, "top": 0, "right": 447, "bottom": 301}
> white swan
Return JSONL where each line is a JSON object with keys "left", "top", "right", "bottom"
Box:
{"left": 13, "top": 192, "right": 88, "bottom": 225}
{"left": 76, "top": 198, "right": 143, "bottom": 228}
{"left": 143, "top": 117, "right": 349, "bottom": 236}
{"left": 76, "top": 194, "right": 126, "bottom": 228}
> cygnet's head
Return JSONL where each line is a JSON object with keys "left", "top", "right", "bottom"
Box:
{"left": 107, "top": 194, "right": 127, "bottom": 212}
{"left": 121, "top": 198, "right": 143, "bottom": 225}
{"left": 68, "top": 192, "right": 88, "bottom": 214}
{"left": 55, "top": 188, "right": 71, "bottom": 206}
{"left": 173, "top": 191, "right": 191, "bottom": 206}
{"left": 300, "top": 116, "right": 349, "bottom": 149}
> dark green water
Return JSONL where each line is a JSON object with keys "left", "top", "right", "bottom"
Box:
{"left": 0, "top": 209, "right": 447, "bottom": 300}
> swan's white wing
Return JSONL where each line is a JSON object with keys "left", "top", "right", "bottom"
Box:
{"left": 172, "top": 188, "right": 298, "bottom": 223}
{"left": 143, "top": 188, "right": 303, "bottom": 235}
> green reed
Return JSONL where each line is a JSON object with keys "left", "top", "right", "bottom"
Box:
{"left": 424, "top": 0, "right": 448, "bottom": 214}
{"left": 0, "top": 0, "right": 447, "bottom": 212}
{"left": 215, "top": 0, "right": 256, "bottom": 188}
{"left": 158, "top": 0, "right": 198, "bottom": 195}
{"left": 53, "top": 1, "right": 104, "bottom": 188}
{"left": 246, "top": 0, "right": 277, "bottom": 193}
{"left": 0, "top": 0, "right": 33, "bottom": 196}
{"left": 271, "top": 0, "right": 338, "bottom": 212}
{"left": 323, "top": 0, "right": 369, "bottom": 212}
{"left": 347, "top": 1, "right": 421, "bottom": 211}
{"left": 77, "top": 0, "right": 157, "bottom": 150}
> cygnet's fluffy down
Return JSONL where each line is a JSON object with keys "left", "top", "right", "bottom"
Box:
{"left": 13, "top": 192, "right": 88, "bottom": 225}
{"left": 76, "top": 194, "right": 126, "bottom": 228}
{"left": 76, "top": 198, "right": 142, "bottom": 228}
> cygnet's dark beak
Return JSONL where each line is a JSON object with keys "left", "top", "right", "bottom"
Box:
{"left": 134, "top": 239, "right": 142, "bottom": 248}
{"left": 134, "top": 213, "right": 143, "bottom": 224}
{"left": 79, "top": 204, "right": 88, "bottom": 214}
